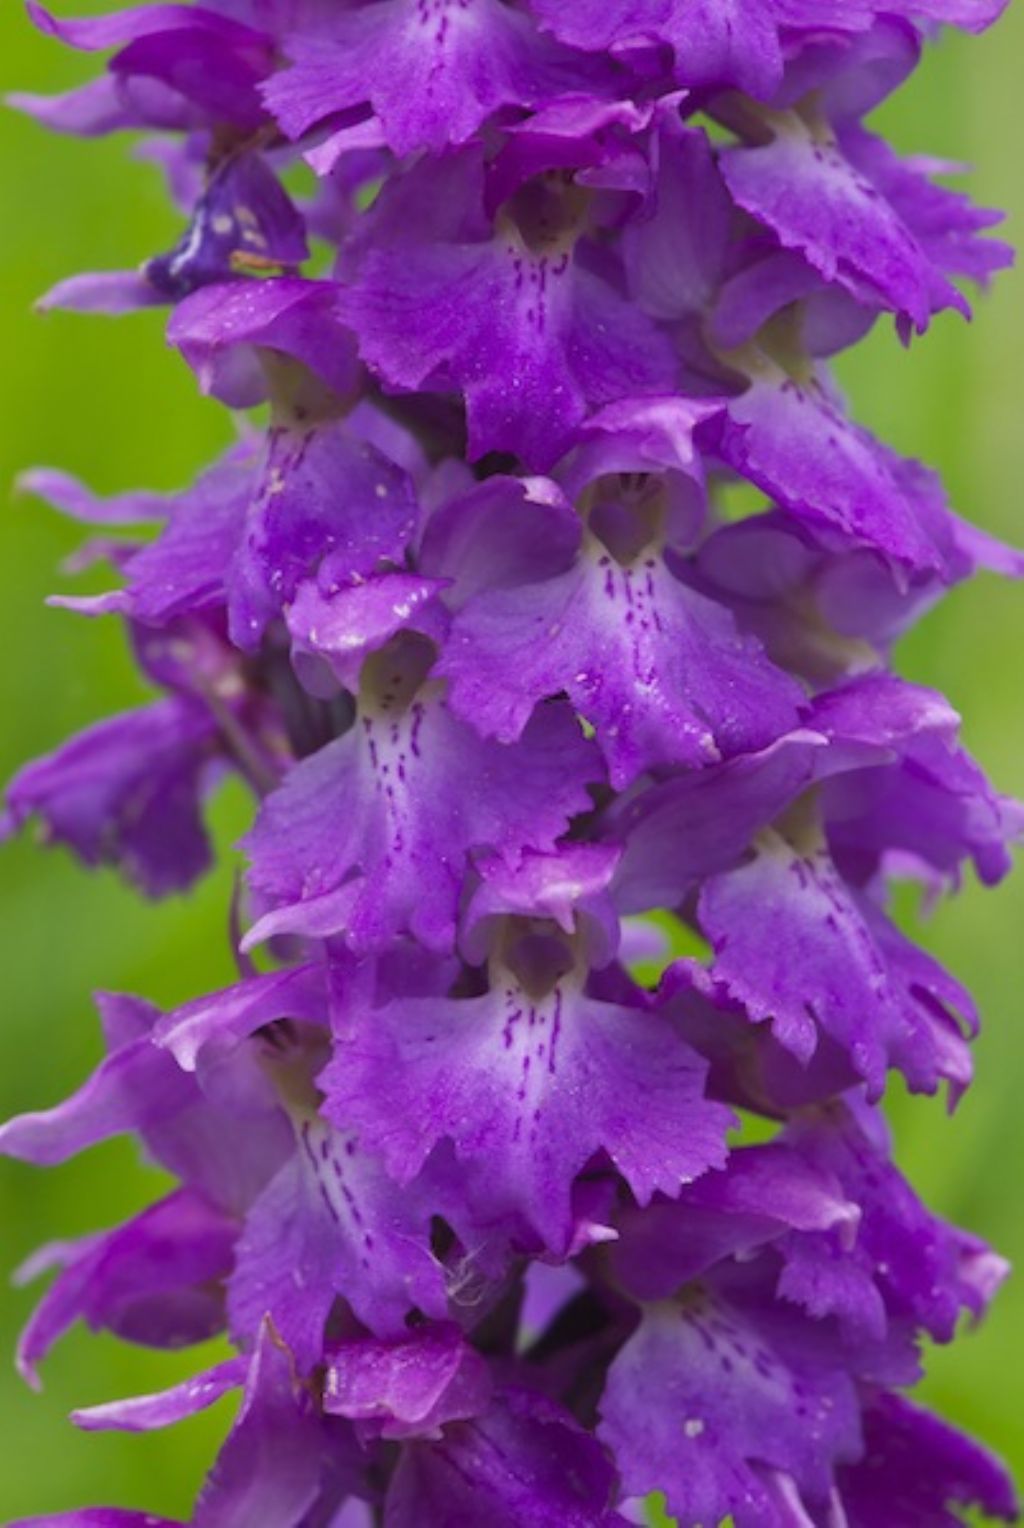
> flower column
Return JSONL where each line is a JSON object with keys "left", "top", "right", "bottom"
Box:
{"left": 3, "top": 2, "right": 1021, "bottom": 1524}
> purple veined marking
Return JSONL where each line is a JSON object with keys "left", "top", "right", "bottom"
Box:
{"left": 2, "top": 0, "right": 1019, "bottom": 1522}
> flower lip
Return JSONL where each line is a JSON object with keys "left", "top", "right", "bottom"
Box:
{"left": 5, "top": 0, "right": 1018, "bottom": 1521}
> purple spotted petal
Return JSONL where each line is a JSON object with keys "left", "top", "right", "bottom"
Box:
{"left": 695, "top": 827, "right": 974, "bottom": 1095}
{"left": 227, "top": 1113, "right": 447, "bottom": 1364}
{"left": 5, "top": 0, "right": 1018, "bottom": 1520}
{"left": 781, "top": 1103, "right": 1008, "bottom": 1342}
{"left": 528, "top": 0, "right": 785, "bottom": 96}
{"left": 243, "top": 692, "right": 601, "bottom": 954}
{"left": 842, "top": 126, "right": 1012, "bottom": 293}
{"left": 441, "top": 521, "right": 802, "bottom": 785}
{"left": 387, "top": 1388, "right": 628, "bottom": 1527}
{"left": 715, "top": 378, "right": 949, "bottom": 576}
{"left": 823, "top": 699, "right": 1023, "bottom": 888}
{"left": 340, "top": 151, "right": 678, "bottom": 469}
{"left": 599, "top": 1285, "right": 862, "bottom": 1528}
{"left": 226, "top": 423, "right": 421, "bottom": 650}
{"left": 720, "top": 128, "right": 950, "bottom": 330}
{"left": 322, "top": 957, "right": 731, "bottom": 1252}
{"left": 264, "top": 0, "right": 602, "bottom": 158}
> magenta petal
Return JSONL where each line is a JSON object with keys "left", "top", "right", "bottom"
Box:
{"left": 717, "top": 378, "right": 948, "bottom": 575}
{"left": 16, "top": 1189, "right": 236, "bottom": 1383}
{"left": 72, "top": 1356, "right": 246, "bottom": 1433}
{"left": 442, "top": 538, "right": 802, "bottom": 785}
{"left": 264, "top": 0, "right": 599, "bottom": 157}
{"left": 191, "top": 1323, "right": 335, "bottom": 1528}
{"left": 155, "top": 964, "right": 327, "bottom": 1070}
{"left": 599, "top": 1292, "right": 861, "bottom": 1526}
{"left": 10, "top": 1513, "right": 183, "bottom": 1527}
{"left": 322, "top": 970, "right": 731, "bottom": 1253}
{"left": 323, "top": 1325, "right": 491, "bottom": 1440}
{"left": 228, "top": 423, "right": 421, "bottom": 650}
{"left": 0, "top": 1028, "right": 196, "bottom": 1167}
{"left": 4, "top": 0, "right": 1018, "bottom": 1520}
{"left": 2, "top": 698, "right": 218, "bottom": 897}
{"left": 836, "top": 1392, "right": 1017, "bottom": 1525}
{"left": 168, "top": 277, "right": 360, "bottom": 406}
{"left": 286, "top": 572, "right": 448, "bottom": 692}
{"left": 341, "top": 153, "right": 678, "bottom": 470}
{"left": 17, "top": 466, "right": 172, "bottom": 524}
{"left": 228, "top": 1116, "right": 447, "bottom": 1362}
{"left": 387, "top": 1388, "right": 628, "bottom": 1526}
{"left": 9, "top": 75, "right": 153, "bottom": 136}
{"left": 26, "top": 4, "right": 269, "bottom": 56}
{"left": 697, "top": 829, "right": 974, "bottom": 1095}
{"left": 721, "top": 131, "right": 941, "bottom": 329}
{"left": 610, "top": 1142, "right": 858, "bottom": 1301}
{"left": 243, "top": 697, "right": 602, "bottom": 954}
{"left": 26, "top": 3, "right": 275, "bottom": 131}
{"left": 529, "top": 0, "right": 785, "bottom": 95}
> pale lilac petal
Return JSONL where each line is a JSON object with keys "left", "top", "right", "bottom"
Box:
{"left": 72, "top": 1356, "right": 246, "bottom": 1432}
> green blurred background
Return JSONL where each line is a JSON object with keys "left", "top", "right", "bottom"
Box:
{"left": 1, "top": 7, "right": 1022, "bottom": 1522}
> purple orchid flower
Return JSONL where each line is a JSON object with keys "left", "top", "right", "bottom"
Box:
{"left": 4, "top": 0, "right": 1021, "bottom": 1522}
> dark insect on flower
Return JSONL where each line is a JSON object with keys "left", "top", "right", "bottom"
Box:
{"left": 146, "top": 149, "right": 308, "bottom": 299}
